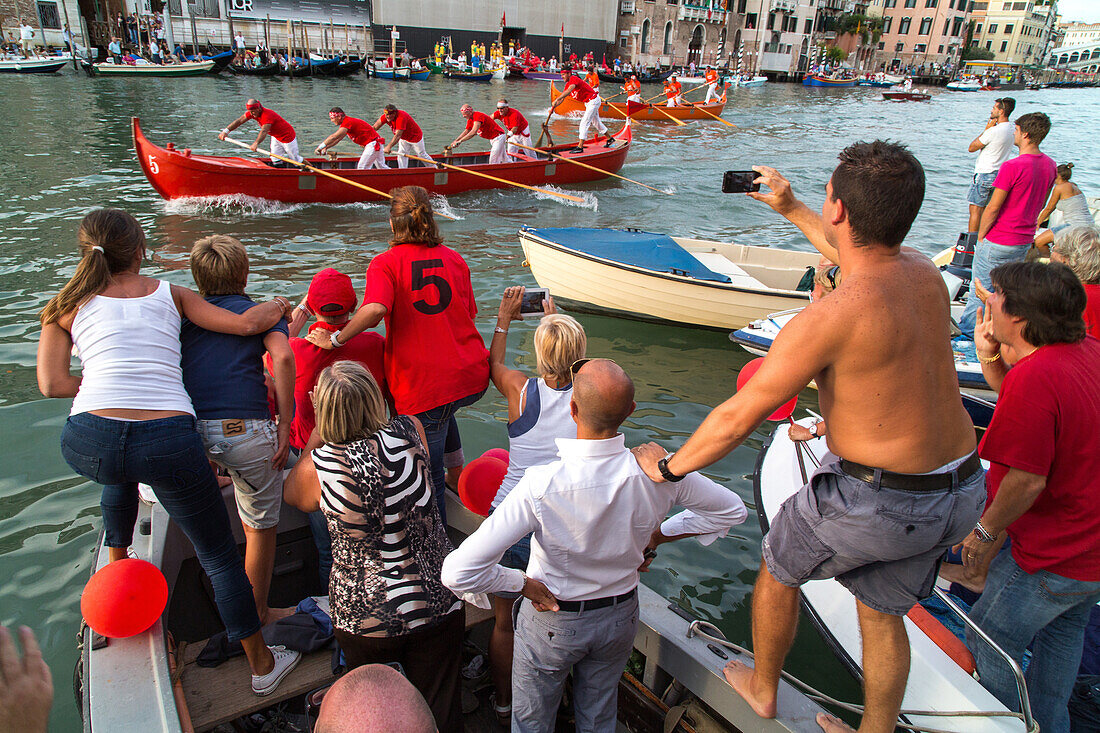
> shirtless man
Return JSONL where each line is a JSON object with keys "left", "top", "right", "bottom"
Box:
{"left": 634, "top": 141, "right": 982, "bottom": 733}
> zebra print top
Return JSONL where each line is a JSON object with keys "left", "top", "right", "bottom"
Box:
{"left": 313, "top": 415, "right": 461, "bottom": 637}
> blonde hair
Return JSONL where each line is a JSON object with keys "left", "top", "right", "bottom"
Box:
{"left": 534, "top": 313, "right": 587, "bottom": 384}
{"left": 389, "top": 186, "right": 442, "bottom": 247}
{"left": 40, "top": 209, "right": 145, "bottom": 324}
{"left": 313, "top": 361, "right": 389, "bottom": 445}
{"left": 190, "top": 235, "right": 248, "bottom": 296}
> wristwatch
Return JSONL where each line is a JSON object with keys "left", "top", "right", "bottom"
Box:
{"left": 330, "top": 330, "right": 344, "bottom": 348}
{"left": 656, "top": 453, "right": 686, "bottom": 483}
{"left": 809, "top": 421, "right": 821, "bottom": 438}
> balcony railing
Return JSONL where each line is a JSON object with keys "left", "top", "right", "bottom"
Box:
{"left": 771, "top": 0, "right": 796, "bottom": 12}
{"left": 678, "top": 4, "right": 728, "bottom": 22}
{"left": 621, "top": 0, "right": 636, "bottom": 13}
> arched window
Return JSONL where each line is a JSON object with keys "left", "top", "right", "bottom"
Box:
{"left": 641, "top": 19, "right": 651, "bottom": 53}
{"left": 663, "top": 21, "right": 673, "bottom": 55}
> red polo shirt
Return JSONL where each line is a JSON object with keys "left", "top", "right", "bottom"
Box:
{"left": 563, "top": 74, "right": 597, "bottom": 103}
{"left": 465, "top": 111, "right": 504, "bottom": 140}
{"left": 339, "top": 116, "right": 383, "bottom": 147}
{"left": 979, "top": 337, "right": 1100, "bottom": 580}
{"left": 492, "top": 108, "right": 529, "bottom": 135}
{"left": 251, "top": 108, "right": 296, "bottom": 143}
{"left": 376, "top": 110, "right": 423, "bottom": 144}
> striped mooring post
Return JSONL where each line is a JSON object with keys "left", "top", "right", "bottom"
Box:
{"left": 737, "top": 42, "right": 743, "bottom": 77}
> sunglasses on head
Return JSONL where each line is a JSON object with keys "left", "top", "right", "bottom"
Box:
{"left": 825, "top": 265, "right": 840, "bottom": 289}
{"left": 569, "top": 357, "right": 615, "bottom": 379}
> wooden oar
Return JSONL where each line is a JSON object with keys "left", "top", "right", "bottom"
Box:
{"left": 681, "top": 99, "right": 736, "bottom": 128}
{"left": 404, "top": 154, "right": 586, "bottom": 204}
{"left": 220, "top": 137, "right": 459, "bottom": 220}
{"left": 626, "top": 100, "right": 686, "bottom": 126}
{"left": 508, "top": 140, "right": 672, "bottom": 196}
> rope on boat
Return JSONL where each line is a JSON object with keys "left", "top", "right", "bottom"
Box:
{"left": 685, "top": 621, "right": 1033, "bottom": 733}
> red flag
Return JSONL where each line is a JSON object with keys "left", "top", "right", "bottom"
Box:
{"left": 561, "top": 23, "right": 565, "bottom": 38}
{"left": 626, "top": 100, "right": 646, "bottom": 116}
{"left": 501, "top": 11, "right": 506, "bottom": 26}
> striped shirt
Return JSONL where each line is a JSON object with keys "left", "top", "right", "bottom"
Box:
{"left": 314, "top": 416, "right": 461, "bottom": 636}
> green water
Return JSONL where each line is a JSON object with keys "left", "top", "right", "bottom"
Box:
{"left": 1, "top": 67, "right": 1097, "bottom": 730}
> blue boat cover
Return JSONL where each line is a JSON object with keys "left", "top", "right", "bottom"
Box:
{"left": 527, "top": 227, "right": 731, "bottom": 284}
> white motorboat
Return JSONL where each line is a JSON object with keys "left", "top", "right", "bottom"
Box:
{"left": 519, "top": 227, "right": 819, "bottom": 330}
{"left": 0, "top": 54, "right": 71, "bottom": 73}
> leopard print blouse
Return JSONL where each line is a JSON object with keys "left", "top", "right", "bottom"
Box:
{"left": 313, "top": 416, "right": 461, "bottom": 637}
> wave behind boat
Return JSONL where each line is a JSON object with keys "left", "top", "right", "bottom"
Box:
{"left": 162, "top": 195, "right": 389, "bottom": 217}
{"left": 430, "top": 194, "right": 463, "bottom": 220}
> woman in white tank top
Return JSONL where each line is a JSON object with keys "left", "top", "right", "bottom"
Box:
{"left": 1035, "top": 162, "right": 1095, "bottom": 252}
{"left": 482, "top": 286, "right": 587, "bottom": 722}
{"left": 36, "top": 209, "right": 300, "bottom": 695}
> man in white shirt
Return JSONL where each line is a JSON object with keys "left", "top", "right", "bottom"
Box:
{"left": 19, "top": 22, "right": 35, "bottom": 56}
{"left": 966, "top": 97, "right": 1015, "bottom": 235}
{"left": 441, "top": 359, "right": 747, "bottom": 733}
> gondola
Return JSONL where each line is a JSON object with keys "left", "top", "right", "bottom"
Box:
{"left": 330, "top": 58, "right": 363, "bottom": 77}
{"left": 444, "top": 69, "right": 494, "bottom": 82}
{"left": 228, "top": 62, "right": 280, "bottom": 76}
{"left": 597, "top": 67, "right": 674, "bottom": 84}
{"left": 131, "top": 117, "right": 632, "bottom": 204}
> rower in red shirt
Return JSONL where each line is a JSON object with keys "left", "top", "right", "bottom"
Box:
{"left": 315, "top": 107, "right": 388, "bottom": 170}
{"left": 550, "top": 68, "right": 611, "bottom": 153}
{"left": 373, "top": 104, "right": 429, "bottom": 169}
{"left": 623, "top": 75, "right": 642, "bottom": 103}
{"left": 704, "top": 66, "right": 721, "bottom": 102}
{"left": 664, "top": 75, "right": 683, "bottom": 107}
{"left": 219, "top": 98, "right": 302, "bottom": 164}
{"left": 447, "top": 104, "right": 511, "bottom": 164}
{"left": 491, "top": 99, "right": 532, "bottom": 158}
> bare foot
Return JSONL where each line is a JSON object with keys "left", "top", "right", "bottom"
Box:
{"left": 938, "top": 563, "right": 986, "bottom": 594}
{"left": 816, "top": 712, "right": 856, "bottom": 732}
{"left": 722, "top": 659, "right": 777, "bottom": 718}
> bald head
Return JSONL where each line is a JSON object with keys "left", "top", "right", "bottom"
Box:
{"left": 571, "top": 359, "right": 635, "bottom": 436}
{"left": 315, "top": 664, "right": 436, "bottom": 733}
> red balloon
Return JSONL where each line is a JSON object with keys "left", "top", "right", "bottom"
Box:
{"left": 482, "top": 448, "right": 510, "bottom": 464}
{"left": 736, "top": 357, "right": 799, "bottom": 422}
{"left": 81, "top": 558, "right": 169, "bottom": 639}
{"left": 458, "top": 456, "right": 508, "bottom": 517}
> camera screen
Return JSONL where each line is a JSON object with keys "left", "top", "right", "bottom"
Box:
{"left": 520, "top": 290, "right": 546, "bottom": 314}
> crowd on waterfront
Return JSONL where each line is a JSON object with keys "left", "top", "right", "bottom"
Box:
{"left": 0, "top": 75, "right": 1094, "bottom": 733}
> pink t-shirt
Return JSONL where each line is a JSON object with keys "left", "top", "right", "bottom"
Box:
{"left": 986, "top": 153, "right": 1057, "bottom": 246}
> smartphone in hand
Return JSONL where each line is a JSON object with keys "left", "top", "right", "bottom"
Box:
{"left": 519, "top": 287, "right": 550, "bottom": 318}
{"left": 722, "top": 170, "right": 761, "bottom": 193}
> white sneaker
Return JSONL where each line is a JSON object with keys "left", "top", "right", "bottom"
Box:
{"left": 251, "top": 645, "right": 300, "bottom": 696}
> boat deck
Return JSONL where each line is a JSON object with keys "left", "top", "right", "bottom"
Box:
{"left": 180, "top": 602, "right": 495, "bottom": 731}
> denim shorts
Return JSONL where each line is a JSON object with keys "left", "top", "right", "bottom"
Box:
{"left": 198, "top": 418, "right": 282, "bottom": 530}
{"left": 967, "top": 171, "right": 998, "bottom": 207}
{"left": 762, "top": 456, "right": 986, "bottom": 615}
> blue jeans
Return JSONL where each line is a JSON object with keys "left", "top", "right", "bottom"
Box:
{"left": 511, "top": 594, "right": 639, "bottom": 732}
{"left": 61, "top": 413, "right": 261, "bottom": 642}
{"left": 415, "top": 389, "right": 485, "bottom": 526}
{"left": 968, "top": 547, "right": 1100, "bottom": 733}
{"left": 287, "top": 447, "right": 332, "bottom": 591}
{"left": 957, "top": 240, "right": 1028, "bottom": 338}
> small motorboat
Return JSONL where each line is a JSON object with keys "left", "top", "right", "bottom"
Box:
{"left": 946, "top": 78, "right": 983, "bottom": 91}
{"left": 445, "top": 68, "right": 494, "bottom": 82}
{"left": 802, "top": 73, "right": 856, "bottom": 87}
{"left": 403, "top": 66, "right": 430, "bottom": 80}
{"left": 754, "top": 420, "right": 1029, "bottom": 733}
{"left": 0, "top": 55, "right": 69, "bottom": 73}
{"left": 228, "top": 62, "right": 280, "bottom": 76}
{"left": 734, "top": 76, "right": 767, "bottom": 87}
{"left": 518, "top": 227, "right": 820, "bottom": 330}
{"left": 883, "top": 90, "right": 931, "bottom": 101}
{"left": 549, "top": 82, "right": 727, "bottom": 121}
{"left": 82, "top": 59, "right": 216, "bottom": 77}
{"left": 371, "top": 61, "right": 403, "bottom": 79}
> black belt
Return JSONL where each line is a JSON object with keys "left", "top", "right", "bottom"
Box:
{"left": 556, "top": 588, "right": 637, "bottom": 613}
{"left": 840, "top": 451, "right": 981, "bottom": 492}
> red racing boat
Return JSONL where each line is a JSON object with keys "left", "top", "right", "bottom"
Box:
{"left": 131, "top": 117, "right": 632, "bottom": 204}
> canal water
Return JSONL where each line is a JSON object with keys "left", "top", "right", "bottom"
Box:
{"left": 0, "top": 67, "right": 1097, "bottom": 729}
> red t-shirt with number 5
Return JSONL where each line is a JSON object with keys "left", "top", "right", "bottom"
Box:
{"left": 364, "top": 242, "right": 489, "bottom": 414}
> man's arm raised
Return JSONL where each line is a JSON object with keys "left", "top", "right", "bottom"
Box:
{"left": 637, "top": 301, "right": 840, "bottom": 481}
{"left": 749, "top": 166, "right": 839, "bottom": 264}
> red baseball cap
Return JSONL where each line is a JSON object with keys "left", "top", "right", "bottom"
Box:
{"left": 307, "top": 268, "right": 357, "bottom": 318}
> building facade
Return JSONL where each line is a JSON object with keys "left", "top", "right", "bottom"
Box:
{"left": 1, "top": 0, "right": 86, "bottom": 48}
{"left": 969, "top": 0, "right": 1058, "bottom": 67}
{"left": 616, "top": 0, "right": 738, "bottom": 70}
{"left": 1059, "top": 21, "right": 1100, "bottom": 47}
{"left": 867, "top": 0, "right": 969, "bottom": 72}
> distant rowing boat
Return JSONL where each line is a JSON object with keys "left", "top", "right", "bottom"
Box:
{"left": 803, "top": 74, "right": 856, "bottom": 87}
{"left": 82, "top": 59, "right": 216, "bottom": 77}
{"left": 549, "top": 82, "right": 727, "bottom": 121}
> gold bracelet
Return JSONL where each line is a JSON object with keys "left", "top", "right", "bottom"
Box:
{"left": 977, "top": 352, "right": 1002, "bottom": 364}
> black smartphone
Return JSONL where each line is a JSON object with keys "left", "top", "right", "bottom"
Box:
{"left": 722, "top": 170, "right": 760, "bottom": 193}
{"left": 519, "top": 288, "right": 550, "bottom": 318}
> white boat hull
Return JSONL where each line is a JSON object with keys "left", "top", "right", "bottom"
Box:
{"left": 755, "top": 425, "right": 1026, "bottom": 732}
{"left": 519, "top": 230, "right": 817, "bottom": 330}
